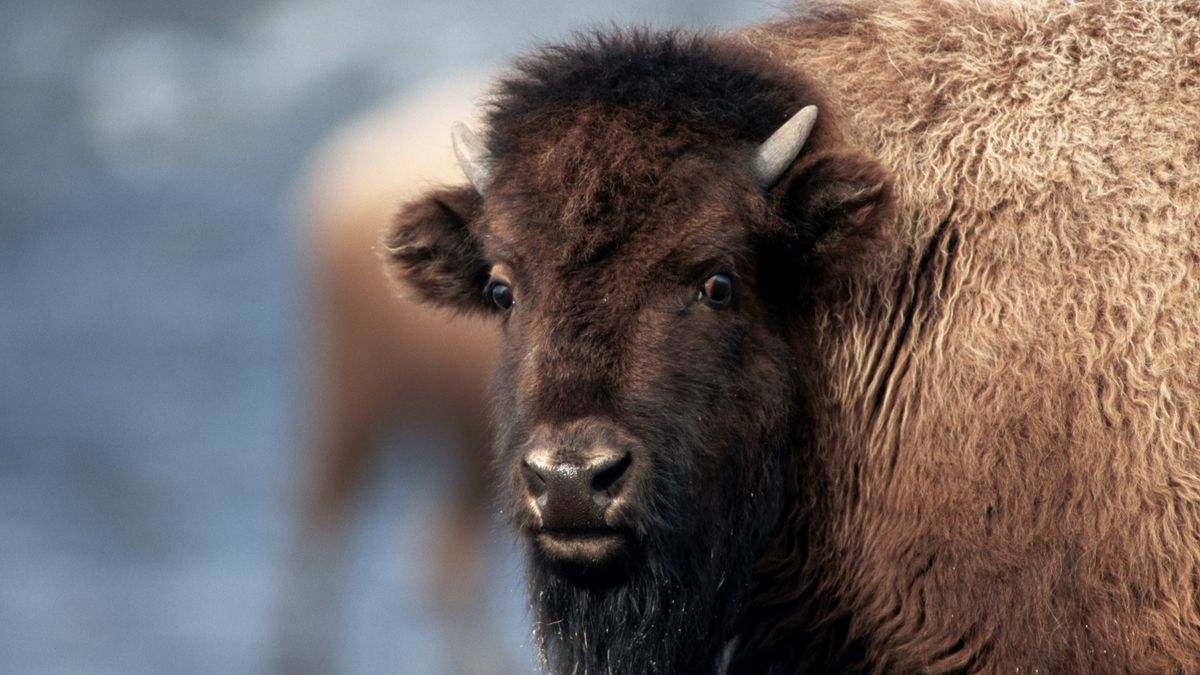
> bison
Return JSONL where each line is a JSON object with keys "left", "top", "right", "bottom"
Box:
{"left": 384, "top": 1, "right": 1200, "bottom": 672}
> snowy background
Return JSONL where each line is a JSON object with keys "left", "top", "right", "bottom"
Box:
{"left": 0, "top": 0, "right": 776, "bottom": 672}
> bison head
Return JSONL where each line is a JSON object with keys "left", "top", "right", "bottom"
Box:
{"left": 386, "top": 32, "right": 892, "bottom": 674}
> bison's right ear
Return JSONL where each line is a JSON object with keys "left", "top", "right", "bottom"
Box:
{"left": 383, "top": 185, "right": 491, "bottom": 313}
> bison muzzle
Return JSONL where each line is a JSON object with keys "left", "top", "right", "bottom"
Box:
{"left": 521, "top": 418, "right": 639, "bottom": 572}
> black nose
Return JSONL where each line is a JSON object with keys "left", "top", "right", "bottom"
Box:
{"left": 523, "top": 451, "right": 631, "bottom": 530}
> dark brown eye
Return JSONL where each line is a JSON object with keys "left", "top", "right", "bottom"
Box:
{"left": 489, "top": 281, "right": 514, "bottom": 310}
{"left": 699, "top": 272, "right": 733, "bottom": 308}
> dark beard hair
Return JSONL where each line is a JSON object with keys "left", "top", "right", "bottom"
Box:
{"left": 516, "top": 401, "right": 794, "bottom": 674}
{"left": 526, "top": 474, "right": 778, "bottom": 675}
{"left": 530, "top": 530, "right": 753, "bottom": 672}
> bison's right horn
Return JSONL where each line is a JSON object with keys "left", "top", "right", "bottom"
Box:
{"left": 451, "top": 122, "right": 493, "bottom": 195}
{"left": 752, "top": 105, "right": 818, "bottom": 188}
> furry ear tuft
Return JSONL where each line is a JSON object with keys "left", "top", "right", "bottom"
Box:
{"left": 383, "top": 186, "right": 491, "bottom": 314}
{"left": 771, "top": 150, "right": 894, "bottom": 283}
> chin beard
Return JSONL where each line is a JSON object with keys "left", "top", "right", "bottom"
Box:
{"left": 526, "top": 520, "right": 761, "bottom": 675}
{"left": 515, "top": 419, "right": 791, "bottom": 674}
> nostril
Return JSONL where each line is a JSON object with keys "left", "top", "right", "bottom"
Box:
{"left": 590, "top": 452, "right": 632, "bottom": 495}
{"left": 523, "top": 460, "right": 548, "bottom": 498}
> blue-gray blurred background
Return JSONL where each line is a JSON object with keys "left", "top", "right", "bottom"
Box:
{"left": 0, "top": 0, "right": 776, "bottom": 672}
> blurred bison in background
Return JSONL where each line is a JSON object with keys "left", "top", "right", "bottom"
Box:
{"left": 278, "top": 74, "right": 500, "bottom": 673}
{"left": 386, "top": 1, "right": 1200, "bottom": 673}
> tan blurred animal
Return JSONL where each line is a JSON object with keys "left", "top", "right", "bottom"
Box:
{"left": 277, "top": 73, "right": 500, "bottom": 674}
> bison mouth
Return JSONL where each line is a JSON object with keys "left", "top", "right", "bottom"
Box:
{"left": 532, "top": 528, "right": 633, "bottom": 581}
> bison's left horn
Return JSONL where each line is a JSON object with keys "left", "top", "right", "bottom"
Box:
{"left": 451, "top": 121, "right": 493, "bottom": 195}
{"left": 752, "top": 105, "right": 818, "bottom": 188}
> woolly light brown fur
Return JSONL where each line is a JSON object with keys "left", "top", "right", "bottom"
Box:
{"left": 742, "top": 1, "right": 1200, "bottom": 671}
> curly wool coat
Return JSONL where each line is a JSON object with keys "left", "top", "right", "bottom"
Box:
{"left": 738, "top": 1, "right": 1200, "bottom": 671}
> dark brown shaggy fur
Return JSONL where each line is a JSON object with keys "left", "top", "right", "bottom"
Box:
{"left": 385, "top": 2, "right": 1200, "bottom": 672}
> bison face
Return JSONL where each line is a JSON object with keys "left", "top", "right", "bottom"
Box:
{"left": 387, "top": 137, "right": 890, "bottom": 671}
{"left": 479, "top": 164, "right": 801, "bottom": 588}
{"left": 385, "top": 34, "right": 891, "bottom": 673}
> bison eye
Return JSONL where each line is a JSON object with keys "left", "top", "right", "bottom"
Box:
{"left": 488, "top": 281, "right": 515, "bottom": 310}
{"left": 699, "top": 272, "right": 733, "bottom": 308}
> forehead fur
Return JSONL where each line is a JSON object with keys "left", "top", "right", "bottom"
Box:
{"left": 480, "top": 30, "right": 814, "bottom": 268}
{"left": 486, "top": 30, "right": 812, "bottom": 154}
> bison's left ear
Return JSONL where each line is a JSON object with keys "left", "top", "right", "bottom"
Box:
{"left": 382, "top": 185, "right": 491, "bottom": 314}
{"left": 768, "top": 148, "right": 893, "bottom": 280}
